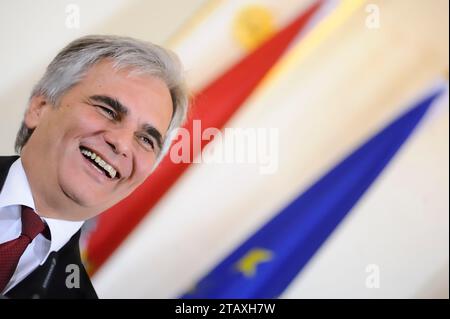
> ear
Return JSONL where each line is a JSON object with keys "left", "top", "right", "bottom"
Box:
{"left": 24, "top": 95, "right": 52, "bottom": 129}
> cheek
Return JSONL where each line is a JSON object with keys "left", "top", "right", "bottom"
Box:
{"left": 133, "top": 154, "right": 155, "bottom": 183}
{"left": 63, "top": 110, "right": 106, "bottom": 138}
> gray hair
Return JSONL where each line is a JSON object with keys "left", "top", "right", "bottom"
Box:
{"left": 15, "top": 35, "right": 189, "bottom": 164}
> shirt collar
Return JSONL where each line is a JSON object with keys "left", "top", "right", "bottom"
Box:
{"left": 0, "top": 158, "right": 35, "bottom": 209}
{"left": 0, "top": 158, "right": 84, "bottom": 259}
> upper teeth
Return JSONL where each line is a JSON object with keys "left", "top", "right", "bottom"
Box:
{"left": 81, "top": 148, "right": 117, "bottom": 179}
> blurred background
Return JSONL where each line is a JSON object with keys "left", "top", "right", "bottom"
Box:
{"left": 0, "top": 0, "right": 448, "bottom": 298}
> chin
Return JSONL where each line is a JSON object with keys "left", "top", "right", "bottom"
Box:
{"left": 59, "top": 180, "right": 99, "bottom": 206}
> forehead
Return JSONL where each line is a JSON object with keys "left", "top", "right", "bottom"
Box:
{"left": 80, "top": 59, "right": 169, "bottom": 98}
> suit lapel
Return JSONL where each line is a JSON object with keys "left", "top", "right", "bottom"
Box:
{"left": 0, "top": 156, "right": 20, "bottom": 191}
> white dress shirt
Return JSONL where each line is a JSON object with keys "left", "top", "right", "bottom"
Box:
{"left": 0, "top": 158, "right": 84, "bottom": 294}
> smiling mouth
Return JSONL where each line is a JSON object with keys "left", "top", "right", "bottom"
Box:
{"left": 79, "top": 146, "right": 120, "bottom": 179}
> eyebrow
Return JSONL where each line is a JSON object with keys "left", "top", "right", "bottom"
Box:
{"left": 89, "top": 94, "right": 163, "bottom": 151}
{"left": 90, "top": 95, "right": 128, "bottom": 117}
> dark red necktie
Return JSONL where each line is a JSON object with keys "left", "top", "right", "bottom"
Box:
{"left": 0, "top": 206, "right": 45, "bottom": 292}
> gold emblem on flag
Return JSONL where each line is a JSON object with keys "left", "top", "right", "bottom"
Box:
{"left": 232, "top": 5, "right": 276, "bottom": 51}
{"left": 235, "top": 248, "right": 273, "bottom": 277}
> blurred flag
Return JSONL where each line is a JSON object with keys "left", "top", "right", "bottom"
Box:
{"left": 92, "top": 0, "right": 448, "bottom": 298}
{"left": 181, "top": 87, "right": 443, "bottom": 298}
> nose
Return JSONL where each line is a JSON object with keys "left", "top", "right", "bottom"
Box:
{"left": 103, "top": 129, "right": 132, "bottom": 158}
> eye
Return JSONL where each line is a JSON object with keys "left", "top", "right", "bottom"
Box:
{"left": 96, "top": 105, "right": 117, "bottom": 120}
{"left": 139, "top": 135, "right": 155, "bottom": 150}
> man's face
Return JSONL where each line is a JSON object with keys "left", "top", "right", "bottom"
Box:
{"left": 21, "top": 60, "right": 173, "bottom": 221}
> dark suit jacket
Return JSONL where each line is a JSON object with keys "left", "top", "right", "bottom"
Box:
{"left": 0, "top": 156, "right": 97, "bottom": 299}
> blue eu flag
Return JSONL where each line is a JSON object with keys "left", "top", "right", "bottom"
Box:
{"left": 181, "top": 88, "right": 443, "bottom": 298}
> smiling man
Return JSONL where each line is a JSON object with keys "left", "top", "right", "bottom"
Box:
{"left": 0, "top": 35, "right": 188, "bottom": 298}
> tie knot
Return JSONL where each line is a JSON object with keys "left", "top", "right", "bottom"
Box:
{"left": 21, "top": 206, "right": 45, "bottom": 242}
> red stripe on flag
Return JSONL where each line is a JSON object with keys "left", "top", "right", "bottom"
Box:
{"left": 86, "top": 1, "right": 322, "bottom": 274}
